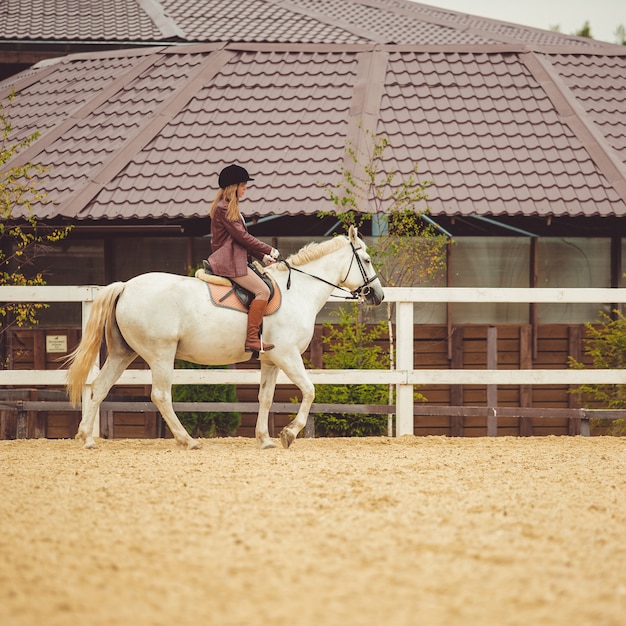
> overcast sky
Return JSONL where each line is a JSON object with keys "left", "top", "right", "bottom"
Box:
{"left": 416, "top": 0, "right": 625, "bottom": 44}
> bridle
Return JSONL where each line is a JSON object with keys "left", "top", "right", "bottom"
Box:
{"left": 280, "top": 242, "right": 380, "bottom": 301}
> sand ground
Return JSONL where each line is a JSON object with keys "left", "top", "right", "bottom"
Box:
{"left": 1, "top": 435, "right": 625, "bottom": 626}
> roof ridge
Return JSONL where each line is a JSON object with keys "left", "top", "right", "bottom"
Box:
{"left": 60, "top": 47, "right": 235, "bottom": 218}
{"left": 267, "top": 0, "right": 387, "bottom": 44}
{"left": 348, "top": 0, "right": 521, "bottom": 45}
{"left": 135, "top": 0, "right": 186, "bottom": 39}
{"left": 221, "top": 42, "right": 626, "bottom": 55}
{"left": 344, "top": 47, "right": 389, "bottom": 180}
{"left": 521, "top": 50, "right": 626, "bottom": 205}
{"left": 382, "top": 0, "right": 619, "bottom": 49}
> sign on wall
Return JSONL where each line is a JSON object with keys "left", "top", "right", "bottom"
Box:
{"left": 46, "top": 335, "right": 68, "bottom": 353}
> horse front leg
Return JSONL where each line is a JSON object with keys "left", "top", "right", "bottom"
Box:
{"left": 277, "top": 356, "right": 315, "bottom": 449}
{"left": 256, "top": 361, "right": 279, "bottom": 449}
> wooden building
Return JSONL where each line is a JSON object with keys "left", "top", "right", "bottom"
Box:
{"left": 1, "top": 1, "right": 625, "bottom": 438}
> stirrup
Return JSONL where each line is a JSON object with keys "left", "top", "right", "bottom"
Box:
{"left": 260, "top": 336, "right": 274, "bottom": 352}
{"left": 245, "top": 337, "right": 274, "bottom": 353}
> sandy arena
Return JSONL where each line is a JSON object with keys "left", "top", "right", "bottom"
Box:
{"left": 1, "top": 435, "right": 625, "bottom": 626}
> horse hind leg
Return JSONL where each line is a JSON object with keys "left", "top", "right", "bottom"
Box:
{"left": 76, "top": 350, "right": 137, "bottom": 448}
{"left": 149, "top": 361, "right": 200, "bottom": 450}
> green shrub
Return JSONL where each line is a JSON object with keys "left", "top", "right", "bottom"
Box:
{"left": 172, "top": 361, "right": 240, "bottom": 437}
{"left": 569, "top": 310, "right": 626, "bottom": 435}
{"left": 313, "top": 304, "right": 390, "bottom": 437}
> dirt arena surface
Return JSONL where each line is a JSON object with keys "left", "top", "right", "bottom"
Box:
{"left": 1, "top": 435, "right": 625, "bottom": 626}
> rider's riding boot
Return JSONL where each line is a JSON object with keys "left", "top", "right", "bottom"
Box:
{"left": 245, "top": 299, "right": 274, "bottom": 352}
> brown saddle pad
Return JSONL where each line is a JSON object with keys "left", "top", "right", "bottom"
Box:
{"left": 195, "top": 269, "right": 281, "bottom": 315}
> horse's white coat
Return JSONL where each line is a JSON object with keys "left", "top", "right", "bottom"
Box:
{"left": 67, "top": 227, "right": 384, "bottom": 449}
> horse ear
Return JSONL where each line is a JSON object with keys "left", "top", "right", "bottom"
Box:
{"left": 348, "top": 225, "right": 358, "bottom": 243}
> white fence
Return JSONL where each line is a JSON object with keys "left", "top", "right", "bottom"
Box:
{"left": 2, "top": 285, "right": 626, "bottom": 437}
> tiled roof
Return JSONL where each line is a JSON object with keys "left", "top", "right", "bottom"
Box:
{"left": 0, "top": 0, "right": 619, "bottom": 47}
{"left": 381, "top": 49, "right": 626, "bottom": 217}
{"left": 2, "top": 42, "right": 625, "bottom": 221}
{"left": 0, "top": 0, "right": 171, "bottom": 41}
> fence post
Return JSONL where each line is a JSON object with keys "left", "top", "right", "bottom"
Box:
{"left": 487, "top": 326, "right": 498, "bottom": 436}
{"left": 568, "top": 326, "right": 583, "bottom": 435}
{"left": 450, "top": 326, "right": 464, "bottom": 436}
{"left": 519, "top": 325, "right": 533, "bottom": 436}
{"left": 395, "top": 301, "right": 414, "bottom": 436}
{"left": 580, "top": 410, "right": 590, "bottom": 437}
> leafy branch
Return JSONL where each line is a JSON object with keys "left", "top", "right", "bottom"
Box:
{"left": 1, "top": 92, "right": 72, "bottom": 352}
{"left": 569, "top": 310, "right": 626, "bottom": 434}
{"left": 320, "top": 128, "right": 450, "bottom": 434}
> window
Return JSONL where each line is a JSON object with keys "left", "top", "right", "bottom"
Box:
{"left": 536, "top": 238, "right": 610, "bottom": 323}
{"left": 33, "top": 239, "right": 105, "bottom": 326}
{"left": 113, "top": 237, "right": 188, "bottom": 280}
{"left": 449, "top": 237, "right": 530, "bottom": 323}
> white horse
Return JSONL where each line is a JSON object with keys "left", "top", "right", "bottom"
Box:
{"left": 66, "top": 226, "right": 384, "bottom": 450}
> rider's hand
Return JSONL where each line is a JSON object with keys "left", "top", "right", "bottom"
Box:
{"left": 263, "top": 254, "right": 276, "bottom": 265}
{"left": 270, "top": 248, "right": 280, "bottom": 259}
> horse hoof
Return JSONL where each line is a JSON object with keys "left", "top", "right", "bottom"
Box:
{"left": 258, "top": 438, "right": 277, "bottom": 450}
{"left": 186, "top": 439, "right": 201, "bottom": 450}
{"left": 84, "top": 438, "right": 97, "bottom": 449}
{"left": 280, "top": 429, "right": 295, "bottom": 449}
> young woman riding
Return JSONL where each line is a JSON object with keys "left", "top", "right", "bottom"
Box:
{"left": 207, "top": 164, "right": 280, "bottom": 352}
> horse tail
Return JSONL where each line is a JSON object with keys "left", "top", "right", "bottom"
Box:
{"left": 65, "top": 282, "right": 126, "bottom": 406}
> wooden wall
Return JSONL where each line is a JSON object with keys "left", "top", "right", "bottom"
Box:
{"left": 0, "top": 324, "right": 598, "bottom": 440}
{"left": 1, "top": 328, "right": 160, "bottom": 440}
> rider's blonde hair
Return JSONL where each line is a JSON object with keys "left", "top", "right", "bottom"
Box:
{"left": 210, "top": 184, "right": 241, "bottom": 221}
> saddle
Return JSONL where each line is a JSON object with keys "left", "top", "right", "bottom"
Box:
{"left": 195, "top": 260, "right": 280, "bottom": 315}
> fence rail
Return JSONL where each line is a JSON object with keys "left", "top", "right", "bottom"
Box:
{"left": 2, "top": 285, "right": 626, "bottom": 437}
{"left": 2, "top": 400, "right": 623, "bottom": 438}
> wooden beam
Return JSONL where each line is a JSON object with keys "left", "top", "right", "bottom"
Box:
{"left": 519, "top": 325, "right": 533, "bottom": 436}
{"left": 568, "top": 325, "right": 583, "bottom": 435}
{"left": 486, "top": 326, "right": 498, "bottom": 436}
{"left": 450, "top": 326, "right": 464, "bottom": 436}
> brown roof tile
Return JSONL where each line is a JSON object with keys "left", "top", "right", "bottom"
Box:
{"left": 2, "top": 0, "right": 620, "bottom": 48}
{"left": 0, "top": 0, "right": 167, "bottom": 40}
{"left": 548, "top": 53, "right": 626, "bottom": 164}
{"left": 1, "top": 2, "right": 625, "bottom": 224}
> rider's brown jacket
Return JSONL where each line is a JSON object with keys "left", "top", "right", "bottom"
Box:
{"left": 208, "top": 201, "right": 273, "bottom": 278}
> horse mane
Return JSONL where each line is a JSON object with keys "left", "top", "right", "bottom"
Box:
{"left": 275, "top": 235, "right": 349, "bottom": 270}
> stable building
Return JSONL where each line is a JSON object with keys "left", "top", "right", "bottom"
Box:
{"left": 1, "top": 1, "right": 626, "bottom": 438}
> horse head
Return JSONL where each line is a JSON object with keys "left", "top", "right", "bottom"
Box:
{"left": 343, "top": 226, "right": 385, "bottom": 306}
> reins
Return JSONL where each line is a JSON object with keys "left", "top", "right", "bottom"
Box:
{"left": 279, "top": 242, "right": 379, "bottom": 300}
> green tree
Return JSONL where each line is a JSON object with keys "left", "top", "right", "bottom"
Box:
{"left": 324, "top": 127, "right": 448, "bottom": 293}
{"left": 569, "top": 310, "right": 626, "bottom": 435}
{"left": 574, "top": 20, "right": 593, "bottom": 38}
{"left": 323, "top": 129, "right": 449, "bottom": 433}
{"left": 1, "top": 93, "right": 71, "bottom": 359}
{"left": 171, "top": 360, "right": 241, "bottom": 437}
{"left": 550, "top": 20, "right": 626, "bottom": 44}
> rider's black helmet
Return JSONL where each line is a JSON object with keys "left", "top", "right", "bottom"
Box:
{"left": 218, "top": 164, "right": 254, "bottom": 189}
